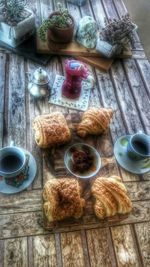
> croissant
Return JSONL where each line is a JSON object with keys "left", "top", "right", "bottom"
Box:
{"left": 91, "top": 176, "right": 132, "bottom": 219}
{"left": 43, "top": 178, "right": 85, "bottom": 222}
{"left": 77, "top": 107, "right": 113, "bottom": 138}
{"left": 33, "top": 112, "right": 71, "bottom": 148}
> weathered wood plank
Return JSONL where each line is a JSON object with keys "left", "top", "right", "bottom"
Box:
{"left": 0, "top": 190, "right": 42, "bottom": 215}
{"left": 40, "top": 0, "right": 53, "bottom": 21}
{"left": 102, "top": 0, "right": 118, "bottom": 20}
{"left": 28, "top": 236, "right": 34, "bottom": 267}
{"left": 86, "top": 228, "right": 117, "bottom": 267}
{"left": 4, "top": 237, "right": 28, "bottom": 267}
{"left": 123, "top": 59, "right": 150, "bottom": 134}
{"left": 0, "top": 53, "right": 6, "bottom": 147}
{"left": 108, "top": 200, "right": 150, "bottom": 226}
{"left": 26, "top": 60, "right": 44, "bottom": 189}
{"left": 33, "top": 235, "right": 57, "bottom": 267}
{"left": 125, "top": 181, "right": 150, "bottom": 201}
{"left": 0, "top": 199, "right": 149, "bottom": 239}
{"left": 80, "top": 230, "right": 90, "bottom": 267}
{"left": 134, "top": 222, "right": 150, "bottom": 267}
{"left": 55, "top": 233, "right": 63, "bottom": 267}
{"left": 0, "top": 53, "right": 6, "bottom": 116}
{"left": 61, "top": 231, "right": 85, "bottom": 267}
{"left": 0, "top": 211, "right": 46, "bottom": 239}
{"left": 7, "top": 54, "right": 26, "bottom": 147}
{"left": 136, "top": 59, "right": 150, "bottom": 95}
{"left": 80, "top": 0, "right": 94, "bottom": 18}
{"left": 95, "top": 69, "right": 126, "bottom": 142}
{"left": 120, "top": 169, "right": 140, "bottom": 182}
{"left": 89, "top": 0, "right": 107, "bottom": 28}
{"left": 132, "top": 50, "right": 146, "bottom": 59}
{"left": 111, "top": 225, "right": 141, "bottom": 267}
{"left": 0, "top": 240, "right": 4, "bottom": 267}
{"left": 0, "top": 179, "right": 148, "bottom": 217}
{"left": 111, "top": 61, "right": 144, "bottom": 133}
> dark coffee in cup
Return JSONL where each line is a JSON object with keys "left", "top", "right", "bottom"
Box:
{"left": 0, "top": 143, "right": 26, "bottom": 178}
{"left": 132, "top": 140, "right": 149, "bottom": 155}
{"left": 0, "top": 154, "right": 23, "bottom": 173}
{"left": 127, "top": 132, "right": 150, "bottom": 160}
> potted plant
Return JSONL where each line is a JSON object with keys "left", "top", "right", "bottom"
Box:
{"left": 38, "top": 3, "right": 74, "bottom": 44}
{"left": 96, "top": 15, "right": 137, "bottom": 58}
{"left": 0, "top": 0, "right": 35, "bottom": 48}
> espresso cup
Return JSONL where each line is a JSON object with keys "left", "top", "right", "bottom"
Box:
{"left": 127, "top": 132, "right": 150, "bottom": 161}
{"left": 0, "top": 141, "right": 26, "bottom": 178}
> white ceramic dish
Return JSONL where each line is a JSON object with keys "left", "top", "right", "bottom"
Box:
{"left": 64, "top": 143, "right": 101, "bottom": 179}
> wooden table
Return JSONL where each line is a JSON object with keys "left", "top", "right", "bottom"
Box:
{"left": 0, "top": 0, "right": 150, "bottom": 266}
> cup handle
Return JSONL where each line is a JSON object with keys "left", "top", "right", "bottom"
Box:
{"left": 10, "top": 140, "right": 14, "bottom": 147}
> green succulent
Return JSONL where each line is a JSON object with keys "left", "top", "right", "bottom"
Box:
{"left": 0, "top": 0, "right": 27, "bottom": 25}
{"left": 38, "top": 2, "right": 72, "bottom": 41}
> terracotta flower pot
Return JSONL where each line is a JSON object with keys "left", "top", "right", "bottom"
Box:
{"left": 47, "top": 11, "right": 74, "bottom": 44}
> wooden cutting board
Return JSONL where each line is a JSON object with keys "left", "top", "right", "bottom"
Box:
{"left": 36, "top": 35, "right": 132, "bottom": 71}
{"left": 36, "top": 34, "right": 132, "bottom": 58}
{"left": 42, "top": 112, "right": 131, "bottom": 231}
{"left": 75, "top": 56, "right": 113, "bottom": 71}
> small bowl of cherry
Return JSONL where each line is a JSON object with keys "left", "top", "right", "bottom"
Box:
{"left": 64, "top": 143, "right": 101, "bottom": 179}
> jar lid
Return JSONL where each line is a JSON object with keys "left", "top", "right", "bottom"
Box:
{"left": 32, "top": 68, "right": 49, "bottom": 85}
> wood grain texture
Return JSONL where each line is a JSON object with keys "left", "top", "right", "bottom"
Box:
{"left": 111, "top": 61, "right": 144, "bottom": 133}
{"left": 4, "top": 237, "right": 28, "bottom": 267}
{"left": 111, "top": 225, "right": 140, "bottom": 267}
{"left": 0, "top": 53, "right": 6, "bottom": 147}
{"left": 7, "top": 54, "right": 26, "bottom": 148}
{"left": 61, "top": 231, "right": 85, "bottom": 267}
{"left": 0, "top": 190, "right": 42, "bottom": 215}
{"left": 123, "top": 59, "right": 150, "bottom": 134}
{"left": 86, "top": 228, "right": 116, "bottom": 267}
{"left": 125, "top": 182, "right": 150, "bottom": 201}
{"left": 0, "top": 199, "right": 149, "bottom": 239}
{"left": 33, "top": 235, "right": 57, "bottom": 267}
{"left": 134, "top": 222, "right": 150, "bottom": 267}
{"left": 0, "top": 0, "right": 150, "bottom": 266}
{"left": 136, "top": 59, "right": 150, "bottom": 95}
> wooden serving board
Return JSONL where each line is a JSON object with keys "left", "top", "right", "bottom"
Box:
{"left": 36, "top": 35, "right": 132, "bottom": 71}
{"left": 37, "top": 34, "right": 132, "bottom": 59}
{"left": 42, "top": 113, "right": 132, "bottom": 231}
{"left": 76, "top": 56, "right": 113, "bottom": 71}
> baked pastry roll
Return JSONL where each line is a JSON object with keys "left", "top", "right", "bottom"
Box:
{"left": 91, "top": 176, "right": 132, "bottom": 219}
{"left": 33, "top": 112, "right": 71, "bottom": 148}
{"left": 43, "top": 178, "right": 85, "bottom": 222}
{"left": 77, "top": 107, "right": 113, "bottom": 138}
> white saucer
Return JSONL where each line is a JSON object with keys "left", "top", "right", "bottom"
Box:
{"left": 114, "top": 135, "right": 150, "bottom": 174}
{"left": 0, "top": 150, "right": 37, "bottom": 194}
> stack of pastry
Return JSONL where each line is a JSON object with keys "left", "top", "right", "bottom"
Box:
{"left": 33, "top": 112, "right": 71, "bottom": 148}
{"left": 43, "top": 178, "right": 85, "bottom": 222}
{"left": 91, "top": 176, "right": 132, "bottom": 219}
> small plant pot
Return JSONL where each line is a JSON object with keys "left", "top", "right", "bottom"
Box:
{"left": 96, "top": 23, "right": 138, "bottom": 58}
{"left": 0, "top": 8, "right": 35, "bottom": 48}
{"left": 47, "top": 12, "right": 74, "bottom": 44}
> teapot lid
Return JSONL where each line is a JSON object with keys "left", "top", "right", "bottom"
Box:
{"left": 32, "top": 68, "right": 49, "bottom": 85}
